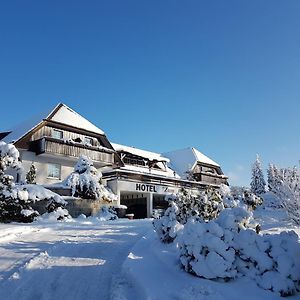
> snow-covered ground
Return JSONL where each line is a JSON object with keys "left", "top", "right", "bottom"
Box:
{"left": 0, "top": 219, "right": 152, "bottom": 300}
{"left": 118, "top": 206, "right": 300, "bottom": 300}
{"left": 0, "top": 207, "right": 299, "bottom": 300}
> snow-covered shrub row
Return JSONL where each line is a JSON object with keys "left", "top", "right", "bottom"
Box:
{"left": 178, "top": 207, "right": 300, "bottom": 296}
{"left": 153, "top": 188, "right": 224, "bottom": 243}
{"left": 168, "top": 188, "right": 224, "bottom": 225}
{"left": 224, "top": 185, "right": 263, "bottom": 210}
{"left": 64, "top": 155, "right": 118, "bottom": 202}
{"left": 153, "top": 201, "right": 184, "bottom": 243}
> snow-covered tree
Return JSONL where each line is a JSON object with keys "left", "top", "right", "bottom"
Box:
{"left": 64, "top": 155, "right": 118, "bottom": 202}
{"left": 26, "top": 163, "right": 36, "bottom": 184}
{"left": 0, "top": 142, "right": 68, "bottom": 223}
{"left": 0, "top": 142, "right": 37, "bottom": 222}
{"left": 250, "top": 154, "right": 266, "bottom": 195}
{"left": 267, "top": 163, "right": 300, "bottom": 224}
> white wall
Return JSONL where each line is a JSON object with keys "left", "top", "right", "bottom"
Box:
{"left": 20, "top": 150, "right": 75, "bottom": 185}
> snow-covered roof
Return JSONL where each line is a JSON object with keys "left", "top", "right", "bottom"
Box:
{"left": 163, "top": 147, "right": 220, "bottom": 179}
{"left": 48, "top": 104, "right": 104, "bottom": 135}
{"left": 2, "top": 103, "right": 105, "bottom": 143}
{"left": 112, "top": 143, "right": 170, "bottom": 162}
{"left": 112, "top": 164, "right": 180, "bottom": 179}
{"left": 2, "top": 112, "right": 46, "bottom": 143}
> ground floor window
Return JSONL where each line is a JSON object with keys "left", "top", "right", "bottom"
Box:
{"left": 47, "top": 163, "right": 61, "bottom": 179}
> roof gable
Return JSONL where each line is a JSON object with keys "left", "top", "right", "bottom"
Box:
{"left": 163, "top": 147, "right": 220, "bottom": 179}
{"left": 48, "top": 104, "right": 104, "bottom": 135}
{"left": 1, "top": 103, "right": 105, "bottom": 143}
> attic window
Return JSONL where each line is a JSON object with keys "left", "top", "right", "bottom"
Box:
{"left": 52, "top": 129, "right": 63, "bottom": 140}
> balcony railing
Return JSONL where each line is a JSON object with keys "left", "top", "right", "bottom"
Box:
{"left": 30, "top": 137, "right": 114, "bottom": 164}
{"left": 193, "top": 172, "right": 228, "bottom": 185}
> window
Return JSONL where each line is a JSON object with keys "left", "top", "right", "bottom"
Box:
{"left": 47, "top": 163, "right": 61, "bottom": 179}
{"left": 201, "top": 166, "right": 216, "bottom": 174}
{"left": 52, "top": 129, "right": 63, "bottom": 139}
{"left": 84, "top": 137, "right": 93, "bottom": 146}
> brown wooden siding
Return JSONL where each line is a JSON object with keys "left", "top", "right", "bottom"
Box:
{"left": 32, "top": 137, "right": 114, "bottom": 164}
{"left": 31, "top": 125, "right": 101, "bottom": 147}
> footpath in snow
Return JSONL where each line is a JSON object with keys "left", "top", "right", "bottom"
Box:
{"left": 0, "top": 219, "right": 152, "bottom": 300}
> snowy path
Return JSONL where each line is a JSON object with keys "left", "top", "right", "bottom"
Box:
{"left": 0, "top": 219, "right": 152, "bottom": 300}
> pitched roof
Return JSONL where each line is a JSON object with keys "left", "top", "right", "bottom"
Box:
{"left": 162, "top": 147, "right": 220, "bottom": 179}
{"left": 1, "top": 103, "right": 105, "bottom": 143}
{"left": 48, "top": 103, "right": 104, "bottom": 135}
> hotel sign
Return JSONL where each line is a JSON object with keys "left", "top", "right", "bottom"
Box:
{"left": 118, "top": 180, "right": 176, "bottom": 194}
{"left": 136, "top": 183, "right": 164, "bottom": 193}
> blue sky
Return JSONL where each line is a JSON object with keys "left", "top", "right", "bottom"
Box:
{"left": 0, "top": 0, "right": 299, "bottom": 186}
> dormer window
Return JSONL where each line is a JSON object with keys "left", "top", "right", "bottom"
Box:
{"left": 52, "top": 129, "right": 63, "bottom": 140}
{"left": 84, "top": 137, "right": 93, "bottom": 146}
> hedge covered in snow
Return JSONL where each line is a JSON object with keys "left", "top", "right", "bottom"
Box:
{"left": 177, "top": 207, "right": 300, "bottom": 296}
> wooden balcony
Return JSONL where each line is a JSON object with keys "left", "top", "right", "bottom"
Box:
{"left": 30, "top": 137, "right": 114, "bottom": 165}
{"left": 193, "top": 172, "right": 228, "bottom": 185}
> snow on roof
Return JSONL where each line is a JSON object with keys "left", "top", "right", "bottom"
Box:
{"left": 48, "top": 104, "right": 104, "bottom": 135}
{"left": 114, "top": 164, "right": 180, "bottom": 179}
{"left": 111, "top": 143, "right": 170, "bottom": 162}
{"left": 2, "top": 111, "right": 48, "bottom": 143}
{"left": 163, "top": 147, "right": 220, "bottom": 179}
{"left": 2, "top": 103, "right": 105, "bottom": 144}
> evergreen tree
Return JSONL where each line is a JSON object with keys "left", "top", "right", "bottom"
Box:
{"left": 250, "top": 154, "right": 266, "bottom": 195}
{"left": 26, "top": 163, "right": 37, "bottom": 184}
{"left": 0, "top": 142, "right": 38, "bottom": 223}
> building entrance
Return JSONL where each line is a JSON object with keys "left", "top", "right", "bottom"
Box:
{"left": 120, "top": 194, "right": 147, "bottom": 219}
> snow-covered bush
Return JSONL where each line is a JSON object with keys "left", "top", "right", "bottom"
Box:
{"left": 0, "top": 141, "right": 21, "bottom": 172}
{"left": 154, "top": 187, "right": 224, "bottom": 243}
{"left": 167, "top": 188, "right": 224, "bottom": 225}
{"left": 95, "top": 206, "right": 118, "bottom": 221}
{"left": 230, "top": 186, "right": 263, "bottom": 210}
{"left": 178, "top": 206, "right": 300, "bottom": 296}
{"left": 37, "top": 207, "right": 71, "bottom": 222}
{"left": 250, "top": 154, "right": 266, "bottom": 195}
{"left": 153, "top": 201, "right": 184, "bottom": 243}
{"left": 64, "top": 155, "right": 118, "bottom": 202}
{"left": 0, "top": 181, "right": 39, "bottom": 223}
{"left": 234, "top": 230, "right": 300, "bottom": 296}
{"left": 178, "top": 217, "right": 237, "bottom": 280}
